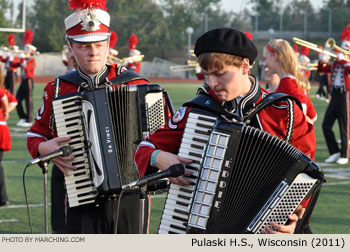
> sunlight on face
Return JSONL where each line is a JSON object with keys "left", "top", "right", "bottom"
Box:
{"left": 202, "top": 63, "right": 250, "bottom": 102}
{"left": 71, "top": 41, "right": 108, "bottom": 75}
{"left": 264, "top": 50, "right": 279, "bottom": 75}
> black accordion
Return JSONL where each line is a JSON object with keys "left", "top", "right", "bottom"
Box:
{"left": 158, "top": 109, "right": 324, "bottom": 234}
{"left": 53, "top": 84, "right": 167, "bottom": 207}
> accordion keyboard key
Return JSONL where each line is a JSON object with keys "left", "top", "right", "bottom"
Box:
{"left": 53, "top": 95, "right": 98, "bottom": 208}
{"left": 158, "top": 111, "right": 217, "bottom": 234}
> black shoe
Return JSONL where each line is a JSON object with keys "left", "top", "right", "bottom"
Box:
{"left": 0, "top": 201, "right": 9, "bottom": 207}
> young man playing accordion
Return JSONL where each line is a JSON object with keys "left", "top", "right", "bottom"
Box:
{"left": 134, "top": 28, "right": 317, "bottom": 234}
{"left": 26, "top": 0, "right": 151, "bottom": 233}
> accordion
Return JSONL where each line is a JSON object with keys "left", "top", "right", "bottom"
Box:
{"left": 53, "top": 84, "right": 167, "bottom": 207}
{"left": 158, "top": 109, "right": 324, "bottom": 234}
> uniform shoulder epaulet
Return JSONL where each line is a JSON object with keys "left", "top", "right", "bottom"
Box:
{"left": 183, "top": 93, "right": 232, "bottom": 118}
{"left": 56, "top": 71, "right": 83, "bottom": 86}
{"left": 110, "top": 69, "right": 149, "bottom": 85}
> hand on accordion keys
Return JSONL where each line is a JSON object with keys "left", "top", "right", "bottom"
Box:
{"left": 37, "top": 136, "right": 76, "bottom": 176}
{"left": 152, "top": 150, "right": 194, "bottom": 186}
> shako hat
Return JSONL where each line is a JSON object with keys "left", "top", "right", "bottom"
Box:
{"left": 65, "top": 0, "right": 110, "bottom": 43}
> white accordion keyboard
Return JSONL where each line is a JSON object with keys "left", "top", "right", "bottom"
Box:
{"left": 53, "top": 94, "right": 97, "bottom": 207}
{"left": 158, "top": 111, "right": 217, "bottom": 234}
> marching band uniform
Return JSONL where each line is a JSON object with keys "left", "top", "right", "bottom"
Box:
{"left": 299, "top": 46, "right": 311, "bottom": 80}
{"left": 107, "top": 31, "right": 119, "bottom": 64}
{"left": 62, "top": 46, "right": 77, "bottom": 73}
{"left": 26, "top": 0, "right": 151, "bottom": 234}
{"left": 134, "top": 79, "right": 316, "bottom": 177}
{"left": 27, "top": 65, "right": 149, "bottom": 233}
{"left": 318, "top": 47, "right": 350, "bottom": 164}
{"left": 134, "top": 30, "right": 316, "bottom": 234}
{"left": 0, "top": 87, "right": 11, "bottom": 206}
{"left": 316, "top": 47, "right": 330, "bottom": 100}
{"left": 275, "top": 75, "right": 317, "bottom": 124}
{"left": 127, "top": 34, "right": 141, "bottom": 73}
{"left": 14, "top": 30, "right": 37, "bottom": 127}
{"left": 318, "top": 24, "right": 350, "bottom": 165}
{"left": 134, "top": 28, "right": 316, "bottom": 182}
{"left": 0, "top": 34, "right": 20, "bottom": 95}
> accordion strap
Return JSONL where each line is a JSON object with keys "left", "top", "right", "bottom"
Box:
{"left": 243, "top": 92, "right": 303, "bottom": 143}
{"left": 243, "top": 92, "right": 303, "bottom": 121}
{"left": 57, "top": 70, "right": 84, "bottom": 86}
{"left": 183, "top": 92, "right": 303, "bottom": 143}
{"left": 57, "top": 69, "right": 149, "bottom": 87}
{"left": 109, "top": 70, "right": 149, "bottom": 85}
{"left": 183, "top": 93, "right": 239, "bottom": 120}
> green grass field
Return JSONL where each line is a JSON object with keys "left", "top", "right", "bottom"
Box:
{"left": 0, "top": 81, "right": 349, "bottom": 234}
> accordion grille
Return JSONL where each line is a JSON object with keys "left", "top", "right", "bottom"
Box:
{"left": 107, "top": 85, "right": 140, "bottom": 184}
{"left": 146, "top": 93, "right": 166, "bottom": 135}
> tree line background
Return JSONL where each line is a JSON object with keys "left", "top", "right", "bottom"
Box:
{"left": 1, "top": 0, "right": 350, "bottom": 62}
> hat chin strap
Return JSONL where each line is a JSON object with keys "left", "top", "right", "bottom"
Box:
{"left": 65, "top": 36, "right": 110, "bottom": 75}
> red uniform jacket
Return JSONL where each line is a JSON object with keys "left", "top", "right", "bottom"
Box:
{"left": 12, "top": 57, "right": 36, "bottom": 79}
{"left": 275, "top": 75, "right": 317, "bottom": 123}
{"left": 134, "top": 77, "right": 316, "bottom": 178}
{"left": 0, "top": 55, "right": 20, "bottom": 71}
{"left": 26, "top": 64, "right": 149, "bottom": 159}
{"left": 318, "top": 60, "right": 350, "bottom": 91}
{"left": 127, "top": 62, "right": 141, "bottom": 73}
{"left": 0, "top": 87, "right": 11, "bottom": 151}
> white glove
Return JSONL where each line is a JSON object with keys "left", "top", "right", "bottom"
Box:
{"left": 19, "top": 53, "right": 25, "bottom": 59}
{"left": 337, "top": 53, "right": 344, "bottom": 61}
{"left": 7, "top": 52, "right": 14, "bottom": 62}
{"left": 195, "top": 64, "right": 201, "bottom": 74}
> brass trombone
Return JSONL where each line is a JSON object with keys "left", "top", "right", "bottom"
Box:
{"left": 108, "top": 54, "right": 144, "bottom": 65}
{"left": 325, "top": 38, "right": 350, "bottom": 55}
{"left": 189, "top": 49, "right": 196, "bottom": 57}
{"left": 0, "top": 45, "right": 40, "bottom": 56}
{"left": 170, "top": 65, "right": 197, "bottom": 72}
{"left": 170, "top": 59, "right": 198, "bottom": 72}
{"left": 292, "top": 37, "right": 337, "bottom": 58}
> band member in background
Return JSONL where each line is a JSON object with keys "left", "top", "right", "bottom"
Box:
{"left": 0, "top": 86, "right": 9, "bottom": 207}
{"left": 0, "top": 69, "right": 18, "bottom": 113}
{"left": 127, "top": 34, "right": 141, "bottom": 73}
{"left": 62, "top": 45, "right": 77, "bottom": 73}
{"left": 299, "top": 46, "right": 311, "bottom": 80}
{"left": 134, "top": 28, "right": 316, "bottom": 234}
{"left": 318, "top": 25, "right": 350, "bottom": 165}
{"left": 0, "top": 34, "right": 20, "bottom": 95}
{"left": 315, "top": 46, "right": 330, "bottom": 102}
{"left": 261, "top": 46, "right": 279, "bottom": 91}
{"left": 26, "top": 0, "right": 151, "bottom": 234}
{"left": 15, "top": 29, "right": 36, "bottom": 127}
{"left": 265, "top": 39, "right": 317, "bottom": 125}
{"left": 107, "top": 31, "right": 119, "bottom": 64}
{"left": 0, "top": 72, "right": 17, "bottom": 207}
{"left": 264, "top": 66, "right": 280, "bottom": 92}
{"left": 293, "top": 43, "right": 299, "bottom": 58}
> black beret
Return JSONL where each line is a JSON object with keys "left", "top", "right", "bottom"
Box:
{"left": 194, "top": 28, "right": 258, "bottom": 65}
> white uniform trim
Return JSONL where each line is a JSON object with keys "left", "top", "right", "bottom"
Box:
{"left": 64, "top": 8, "right": 110, "bottom": 30}
{"left": 138, "top": 140, "right": 156, "bottom": 149}
{"left": 26, "top": 132, "right": 48, "bottom": 141}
